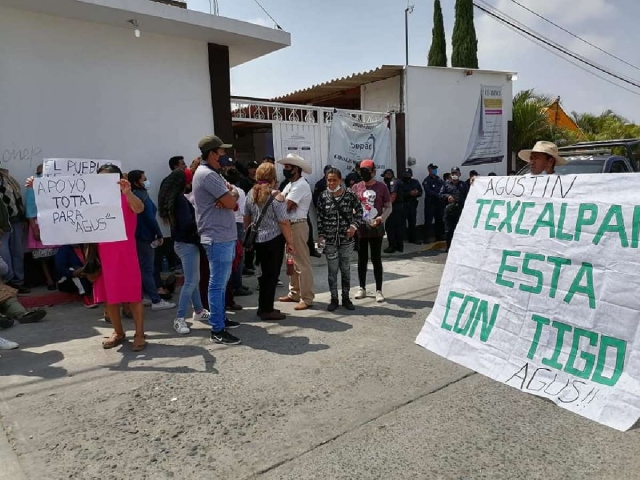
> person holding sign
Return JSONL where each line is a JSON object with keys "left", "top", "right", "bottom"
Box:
{"left": 94, "top": 164, "right": 147, "bottom": 352}
{"left": 518, "top": 140, "right": 567, "bottom": 175}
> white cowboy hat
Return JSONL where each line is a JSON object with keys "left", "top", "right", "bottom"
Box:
{"left": 518, "top": 141, "right": 567, "bottom": 166}
{"left": 276, "top": 153, "right": 312, "bottom": 175}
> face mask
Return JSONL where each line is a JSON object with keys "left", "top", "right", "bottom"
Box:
{"left": 327, "top": 185, "right": 342, "bottom": 193}
{"left": 36, "top": 173, "right": 43, "bottom": 178}
{"left": 143, "top": 180, "right": 151, "bottom": 189}
{"left": 282, "top": 169, "right": 294, "bottom": 180}
{"left": 384, "top": 177, "right": 391, "bottom": 184}
{"left": 361, "top": 170, "right": 372, "bottom": 182}
{"left": 432, "top": 169, "right": 438, "bottom": 176}
{"left": 403, "top": 177, "right": 411, "bottom": 183}
{"left": 451, "top": 175, "right": 459, "bottom": 181}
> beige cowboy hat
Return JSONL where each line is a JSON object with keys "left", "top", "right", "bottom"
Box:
{"left": 277, "top": 153, "right": 312, "bottom": 175}
{"left": 518, "top": 141, "right": 567, "bottom": 166}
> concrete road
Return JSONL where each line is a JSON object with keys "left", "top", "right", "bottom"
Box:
{"left": 0, "top": 249, "right": 638, "bottom": 480}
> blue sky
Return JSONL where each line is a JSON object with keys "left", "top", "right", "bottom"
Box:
{"left": 189, "top": 0, "right": 640, "bottom": 121}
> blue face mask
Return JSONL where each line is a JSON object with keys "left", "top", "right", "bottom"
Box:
{"left": 143, "top": 180, "right": 151, "bottom": 189}
{"left": 432, "top": 169, "right": 438, "bottom": 176}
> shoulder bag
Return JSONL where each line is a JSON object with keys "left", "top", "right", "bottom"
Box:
{"left": 243, "top": 193, "right": 276, "bottom": 250}
{"left": 79, "top": 244, "right": 102, "bottom": 283}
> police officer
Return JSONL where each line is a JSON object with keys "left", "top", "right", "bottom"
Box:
{"left": 439, "top": 167, "right": 469, "bottom": 252}
{"left": 399, "top": 168, "right": 423, "bottom": 244}
{"left": 422, "top": 163, "right": 444, "bottom": 243}
{"left": 382, "top": 169, "right": 405, "bottom": 253}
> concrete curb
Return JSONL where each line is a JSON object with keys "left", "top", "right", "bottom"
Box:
{"left": 0, "top": 417, "right": 26, "bottom": 480}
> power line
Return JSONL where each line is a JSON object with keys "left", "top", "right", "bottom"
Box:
{"left": 473, "top": 2, "right": 640, "bottom": 91}
{"left": 489, "top": 12, "right": 640, "bottom": 98}
{"left": 507, "top": 0, "right": 640, "bottom": 72}
{"left": 253, "top": 0, "right": 283, "bottom": 30}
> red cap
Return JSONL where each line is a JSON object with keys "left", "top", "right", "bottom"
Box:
{"left": 184, "top": 168, "right": 193, "bottom": 184}
{"left": 360, "top": 159, "right": 375, "bottom": 170}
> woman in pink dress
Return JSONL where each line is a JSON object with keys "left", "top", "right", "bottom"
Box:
{"left": 95, "top": 164, "right": 147, "bottom": 351}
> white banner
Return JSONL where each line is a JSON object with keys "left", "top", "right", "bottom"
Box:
{"left": 34, "top": 174, "right": 126, "bottom": 245}
{"left": 463, "top": 85, "right": 504, "bottom": 166}
{"left": 43, "top": 158, "right": 122, "bottom": 177}
{"left": 416, "top": 174, "right": 640, "bottom": 431}
{"left": 328, "top": 111, "right": 391, "bottom": 174}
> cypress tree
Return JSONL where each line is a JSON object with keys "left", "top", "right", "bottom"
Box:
{"left": 451, "top": 0, "right": 479, "bottom": 69}
{"left": 428, "top": 0, "right": 447, "bottom": 67}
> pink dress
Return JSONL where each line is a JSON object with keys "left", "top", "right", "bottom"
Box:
{"left": 93, "top": 195, "right": 142, "bottom": 304}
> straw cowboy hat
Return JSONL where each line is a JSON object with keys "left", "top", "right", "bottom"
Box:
{"left": 277, "top": 154, "right": 312, "bottom": 175}
{"left": 518, "top": 141, "right": 567, "bottom": 166}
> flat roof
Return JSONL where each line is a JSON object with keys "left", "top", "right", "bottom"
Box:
{"left": 0, "top": 0, "right": 291, "bottom": 67}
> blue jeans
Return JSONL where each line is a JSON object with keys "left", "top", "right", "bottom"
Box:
{"left": 204, "top": 241, "right": 235, "bottom": 332}
{"left": 231, "top": 223, "right": 245, "bottom": 291}
{"left": 174, "top": 242, "right": 203, "bottom": 319}
{"left": 0, "top": 221, "right": 25, "bottom": 285}
{"left": 136, "top": 239, "right": 161, "bottom": 304}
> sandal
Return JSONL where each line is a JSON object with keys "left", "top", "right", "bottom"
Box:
{"left": 131, "top": 334, "right": 147, "bottom": 352}
{"left": 102, "top": 332, "right": 125, "bottom": 349}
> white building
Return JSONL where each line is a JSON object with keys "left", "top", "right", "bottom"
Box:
{"left": 0, "top": 0, "right": 290, "bottom": 195}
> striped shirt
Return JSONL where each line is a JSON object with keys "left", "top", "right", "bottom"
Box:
{"left": 244, "top": 189, "right": 288, "bottom": 243}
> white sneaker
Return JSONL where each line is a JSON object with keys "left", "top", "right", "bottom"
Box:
{"left": 152, "top": 299, "right": 176, "bottom": 311}
{"left": 0, "top": 336, "right": 19, "bottom": 350}
{"left": 173, "top": 318, "right": 191, "bottom": 335}
{"left": 143, "top": 298, "right": 152, "bottom": 307}
{"left": 376, "top": 290, "right": 385, "bottom": 303}
{"left": 193, "top": 310, "right": 210, "bottom": 323}
{"left": 355, "top": 288, "right": 366, "bottom": 300}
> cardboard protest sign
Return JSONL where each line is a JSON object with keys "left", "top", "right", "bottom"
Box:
{"left": 34, "top": 173, "right": 126, "bottom": 245}
{"left": 416, "top": 174, "right": 640, "bottom": 431}
{"left": 43, "top": 158, "right": 122, "bottom": 177}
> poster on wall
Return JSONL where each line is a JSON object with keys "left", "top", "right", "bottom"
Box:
{"left": 462, "top": 85, "right": 504, "bottom": 166}
{"left": 282, "top": 131, "right": 315, "bottom": 161}
{"left": 416, "top": 174, "right": 640, "bottom": 431}
{"left": 328, "top": 111, "right": 391, "bottom": 173}
{"left": 43, "top": 158, "right": 122, "bottom": 177}
{"left": 34, "top": 173, "right": 126, "bottom": 245}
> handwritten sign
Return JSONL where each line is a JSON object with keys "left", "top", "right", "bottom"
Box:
{"left": 416, "top": 173, "right": 640, "bottom": 431}
{"left": 43, "top": 158, "right": 122, "bottom": 177}
{"left": 34, "top": 174, "right": 126, "bottom": 245}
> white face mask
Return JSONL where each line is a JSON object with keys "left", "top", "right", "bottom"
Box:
{"left": 327, "top": 185, "right": 342, "bottom": 193}
{"left": 451, "top": 175, "right": 459, "bottom": 181}
{"left": 143, "top": 180, "right": 151, "bottom": 189}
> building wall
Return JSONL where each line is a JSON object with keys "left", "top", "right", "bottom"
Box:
{"left": 404, "top": 66, "right": 514, "bottom": 224}
{"left": 0, "top": 6, "right": 213, "bottom": 208}
{"left": 361, "top": 76, "right": 402, "bottom": 113}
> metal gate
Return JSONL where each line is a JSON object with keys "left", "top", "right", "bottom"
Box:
{"left": 231, "top": 98, "right": 394, "bottom": 186}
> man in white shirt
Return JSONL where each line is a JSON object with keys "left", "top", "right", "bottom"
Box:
{"left": 277, "top": 154, "right": 315, "bottom": 310}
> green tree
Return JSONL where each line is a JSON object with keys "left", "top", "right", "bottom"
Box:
{"left": 451, "top": 0, "right": 478, "bottom": 68}
{"left": 428, "top": 0, "right": 447, "bottom": 67}
{"left": 572, "top": 110, "right": 640, "bottom": 140}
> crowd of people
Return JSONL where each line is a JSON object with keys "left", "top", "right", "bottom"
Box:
{"left": 0, "top": 137, "right": 561, "bottom": 351}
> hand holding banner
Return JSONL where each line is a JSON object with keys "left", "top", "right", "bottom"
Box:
{"left": 416, "top": 173, "right": 640, "bottom": 431}
{"left": 34, "top": 173, "right": 126, "bottom": 245}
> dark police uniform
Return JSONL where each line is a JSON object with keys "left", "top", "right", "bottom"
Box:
{"left": 439, "top": 179, "right": 468, "bottom": 251}
{"left": 422, "top": 174, "right": 444, "bottom": 242}
{"left": 399, "top": 170, "right": 423, "bottom": 244}
{"left": 384, "top": 176, "right": 405, "bottom": 253}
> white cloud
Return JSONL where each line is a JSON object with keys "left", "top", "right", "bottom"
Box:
{"left": 248, "top": 17, "right": 272, "bottom": 28}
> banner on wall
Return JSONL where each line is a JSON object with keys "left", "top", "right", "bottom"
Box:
{"left": 328, "top": 111, "right": 391, "bottom": 174}
{"left": 462, "top": 85, "right": 504, "bottom": 166}
{"left": 43, "top": 158, "right": 122, "bottom": 177}
{"left": 416, "top": 174, "right": 640, "bottom": 431}
{"left": 34, "top": 173, "right": 126, "bottom": 245}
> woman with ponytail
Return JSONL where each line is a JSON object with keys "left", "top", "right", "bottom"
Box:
{"left": 244, "top": 163, "right": 295, "bottom": 321}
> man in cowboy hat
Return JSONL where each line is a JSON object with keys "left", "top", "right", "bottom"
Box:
{"left": 277, "top": 154, "right": 315, "bottom": 310}
{"left": 519, "top": 141, "right": 567, "bottom": 176}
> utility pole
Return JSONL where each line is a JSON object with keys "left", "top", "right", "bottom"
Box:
{"left": 405, "top": 2, "right": 414, "bottom": 66}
